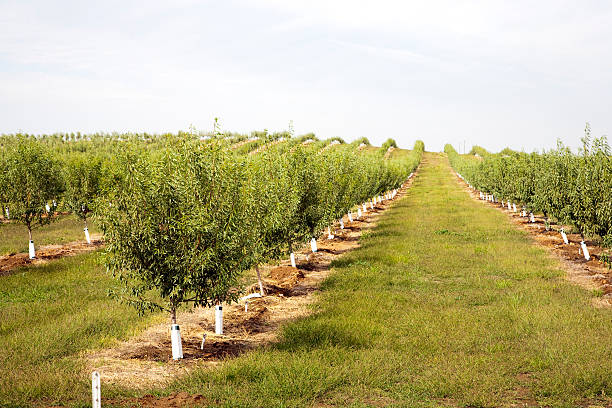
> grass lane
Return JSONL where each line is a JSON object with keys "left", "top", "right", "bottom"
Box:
{"left": 164, "top": 153, "right": 612, "bottom": 407}
{"left": 0, "top": 252, "right": 157, "bottom": 407}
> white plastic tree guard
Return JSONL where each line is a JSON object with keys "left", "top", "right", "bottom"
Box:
{"left": 290, "top": 252, "right": 296, "bottom": 268}
{"left": 513, "top": 203, "right": 517, "bottom": 212}
{"left": 215, "top": 305, "right": 223, "bottom": 335}
{"left": 348, "top": 211, "right": 353, "bottom": 222}
{"left": 340, "top": 219, "right": 344, "bottom": 230}
{"left": 45, "top": 204, "right": 51, "bottom": 212}
{"left": 529, "top": 213, "right": 535, "bottom": 223}
{"left": 4, "top": 207, "right": 8, "bottom": 219}
{"left": 311, "top": 238, "right": 317, "bottom": 253}
{"left": 560, "top": 229, "right": 569, "bottom": 244}
{"left": 362, "top": 203, "right": 367, "bottom": 213}
{"left": 580, "top": 241, "right": 591, "bottom": 261}
{"left": 28, "top": 240, "right": 35, "bottom": 259}
{"left": 357, "top": 208, "right": 362, "bottom": 219}
{"left": 91, "top": 371, "right": 101, "bottom": 408}
{"left": 171, "top": 324, "right": 183, "bottom": 359}
{"left": 327, "top": 227, "right": 334, "bottom": 240}
{"left": 507, "top": 201, "right": 511, "bottom": 210}
{"left": 84, "top": 227, "right": 91, "bottom": 244}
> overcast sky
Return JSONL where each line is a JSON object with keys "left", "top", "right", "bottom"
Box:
{"left": 1, "top": 0, "right": 610, "bottom": 152}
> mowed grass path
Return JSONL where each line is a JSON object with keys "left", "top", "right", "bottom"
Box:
{"left": 0, "top": 252, "right": 157, "bottom": 407}
{"left": 166, "top": 153, "right": 611, "bottom": 407}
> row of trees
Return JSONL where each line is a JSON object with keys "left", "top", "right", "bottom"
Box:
{"left": 1, "top": 133, "right": 424, "bottom": 357}
{"left": 99, "top": 137, "right": 424, "bottom": 319}
{"left": 445, "top": 125, "right": 612, "bottom": 246}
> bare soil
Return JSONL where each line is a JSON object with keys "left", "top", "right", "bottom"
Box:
{"left": 248, "top": 138, "right": 283, "bottom": 155}
{"left": 85, "top": 170, "right": 420, "bottom": 405}
{"left": 0, "top": 235, "right": 104, "bottom": 276}
{"left": 452, "top": 171, "right": 612, "bottom": 308}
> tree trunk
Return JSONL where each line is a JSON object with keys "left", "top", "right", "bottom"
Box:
{"left": 170, "top": 306, "right": 177, "bottom": 325}
{"left": 255, "top": 265, "right": 265, "bottom": 296}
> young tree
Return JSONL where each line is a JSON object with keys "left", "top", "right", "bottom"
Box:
{"left": 244, "top": 147, "right": 301, "bottom": 293}
{"left": 96, "top": 138, "right": 257, "bottom": 358}
{"left": 0, "top": 137, "right": 62, "bottom": 258}
{"left": 62, "top": 154, "right": 103, "bottom": 243}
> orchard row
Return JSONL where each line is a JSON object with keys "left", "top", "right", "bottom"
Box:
{"left": 445, "top": 125, "right": 611, "bottom": 250}
{"left": 0, "top": 133, "right": 423, "bottom": 326}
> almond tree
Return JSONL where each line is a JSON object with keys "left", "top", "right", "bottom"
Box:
{"left": 96, "top": 138, "right": 257, "bottom": 358}
{"left": 62, "top": 154, "right": 103, "bottom": 243}
{"left": 0, "top": 137, "right": 62, "bottom": 257}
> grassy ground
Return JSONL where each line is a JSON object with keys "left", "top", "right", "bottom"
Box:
{"left": 160, "top": 153, "right": 610, "bottom": 407}
{"left": 1, "top": 153, "right": 611, "bottom": 407}
{"left": 0, "top": 252, "right": 157, "bottom": 407}
{"left": 0, "top": 215, "right": 100, "bottom": 255}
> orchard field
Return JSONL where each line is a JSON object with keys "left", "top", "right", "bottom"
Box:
{"left": 0, "top": 132, "right": 611, "bottom": 407}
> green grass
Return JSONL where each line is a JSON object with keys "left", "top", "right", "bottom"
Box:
{"left": 160, "top": 153, "right": 610, "bottom": 407}
{"left": 0, "top": 215, "right": 100, "bottom": 255}
{"left": 0, "top": 252, "right": 156, "bottom": 407}
{"left": 1, "top": 153, "right": 611, "bottom": 407}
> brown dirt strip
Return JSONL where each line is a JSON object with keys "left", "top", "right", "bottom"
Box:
{"left": 248, "top": 139, "right": 284, "bottom": 155}
{"left": 451, "top": 168, "right": 612, "bottom": 308}
{"left": 229, "top": 139, "right": 256, "bottom": 150}
{"left": 0, "top": 235, "right": 104, "bottom": 277}
{"left": 82, "top": 170, "right": 420, "bottom": 407}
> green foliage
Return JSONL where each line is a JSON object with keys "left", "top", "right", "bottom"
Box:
{"left": 0, "top": 137, "right": 63, "bottom": 234}
{"left": 61, "top": 154, "right": 103, "bottom": 222}
{"left": 446, "top": 125, "right": 612, "bottom": 240}
{"left": 96, "top": 139, "right": 258, "bottom": 315}
{"left": 350, "top": 137, "right": 371, "bottom": 148}
{"left": 381, "top": 138, "right": 398, "bottom": 152}
{"left": 0, "top": 131, "right": 424, "bottom": 320}
{"left": 468, "top": 145, "right": 491, "bottom": 157}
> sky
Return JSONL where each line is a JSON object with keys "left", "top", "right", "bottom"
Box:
{"left": 0, "top": 0, "right": 611, "bottom": 152}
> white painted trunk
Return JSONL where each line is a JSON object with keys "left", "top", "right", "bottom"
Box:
{"left": 29, "top": 240, "right": 35, "bottom": 259}
{"left": 4, "top": 207, "right": 8, "bottom": 219}
{"left": 348, "top": 211, "right": 353, "bottom": 222}
{"left": 45, "top": 204, "right": 50, "bottom": 212}
{"left": 311, "top": 238, "right": 317, "bottom": 253}
{"left": 508, "top": 201, "right": 512, "bottom": 210}
{"left": 290, "top": 252, "right": 296, "bottom": 268}
{"left": 357, "top": 208, "right": 362, "bottom": 218}
{"left": 363, "top": 203, "right": 367, "bottom": 213}
{"left": 529, "top": 213, "right": 535, "bottom": 223}
{"left": 84, "top": 227, "right": 91, "bottom": 244}
{"left": 513, "top": 203, "right": 517, "bottom": 212}
{"left": 580, "top": 241, "right": 590, "bottom": 261}
{"left": 215, "top": 305, "right": 223, "bottom": 335}
{"left": 171, "top": 324, "right": 183, "bottom": 359}
{"left": 560, "top": 229, "right": 569, "bottom": 244}
{"left": 340, "top": 219, "right": 344, "bottom": 229}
